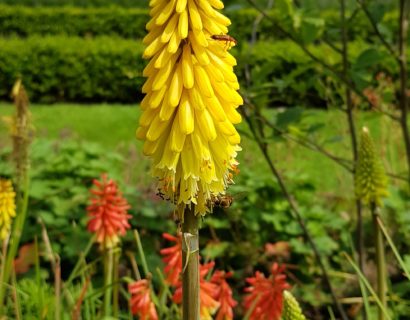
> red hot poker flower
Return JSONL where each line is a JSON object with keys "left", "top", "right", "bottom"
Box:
{"left": 173, "top": 262, "right": 220, "bottom": 320}
{"left": 243, "top": 263, "right": 290, "bottom": 320}
{"left": 160, "top": 232, "right": 182, "bottom": 286}
{"left": 87, "top": 174, "right": 131, "bottom": 249}
{"left": 211, "top": 271, "right": 238, "bottom": 320}
{"left": 128, "top": 279, "right": 158, "bottom": 320}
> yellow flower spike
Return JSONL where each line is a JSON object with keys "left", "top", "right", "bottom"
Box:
{"left": 0, "top": 179, "right": 16, "bottom": 240}
{"left": 139, "top": 0, "right": 242, "bottom": 218}
{"left": 355, "top": 127, "right": 388, "bottom": 206}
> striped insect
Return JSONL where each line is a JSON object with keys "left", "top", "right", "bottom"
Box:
{"left": 211, "top": 34, "right": 238, "bottom": 49}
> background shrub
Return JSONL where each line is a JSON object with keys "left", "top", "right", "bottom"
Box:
{"left": 0, "top": 36, "right": 145, "bottom": 103}
{"left": 0, "top": 5, "right": 402, "bottom": 42}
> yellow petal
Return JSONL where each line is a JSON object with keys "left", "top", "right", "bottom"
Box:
{"left": 149, "top": 85, "right": 167, "bottom": 108}
{"left": 194, "top": 65, "right": 213, "bottom": 97}
{"left": 182, "top": 45, "right": 194, "bottom": 89}
{"left": 155, "top": 0, "right": 176, "bottom": 25}
{"left": 188, "top": 0, "right": 203, "bottom": 30}
{"left": 197, "top": 0, "right": 216, "bottom": 17}
{"left": 170, "top": 116, "right": 186, "bottom": 152}
{"left": 189, "top": 34, "right": 209, "bottom": 65}
{"left": 178, "top": 93, "right": 194, "bottom": 134}
{"left": 196, "top": 109, "right": 217, "bottom": 141}
{"left": 143, "top": 37, "right": 164, "bottom": 59}
{"left": 168, "top": 63, "right": 183, "bottom": 107}
{"left": 178, "top": 10, "right": 189, "bottom": 39}
{"left": 168, "top": 31, "right": 181, "bottom": 53}
{"left": 147, "top": 114, "right": 170, "bottom": 141}
{"left": 206, "top": 95, "right": 226, "bottom": 122}
{"left": 188, "top": 86, "right": 205, "bottom": 110}
{"left": 161, "top": 14, "right": 179, "bottom": 43}
{"left": 176, "top": 0, "right": 187, "bottom": 12}
{"left": 152, "top": 57, "right": 175, "bottom": 91}
{"left": 159, "top": 98, "right": 177, "bottom": 121}
{"left": 208, "top": 0, "right": 224, "bottom": 9}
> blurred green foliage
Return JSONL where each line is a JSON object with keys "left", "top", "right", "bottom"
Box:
{"left": 0, "top": 36, "right": 405, "bottom": 103}
{"left": 0, "top": 4, "right": 403, "bottom": 42}
{"left": 0, "top": 36, "right": 145, "bottom": 103}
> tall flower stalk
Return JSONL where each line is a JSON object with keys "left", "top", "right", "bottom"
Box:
{"left": 0, "top": 80, "right": 32, "bottom": 312}
{"left": 355, "top": 127, "right": 388, "bottom": 320}
{"left": 139, "top": 0, "right": 242, "bottom": 318}
{"left": 86, "top": 173, "right": 132, "bottom": 317}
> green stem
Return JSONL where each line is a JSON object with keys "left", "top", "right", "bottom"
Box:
{"left": 112, "top": 249, "right": 120, "bottom": 318}
{"left": 371, "top": 202, "right": 387, "bottom": 320}
{"left": 182, "top": 207, "right": 200, "bottom": 320}
{"left": 134, "top": 229, "right": 149, "bottom": 276}
{"left": 0, "top": 174, "right": 30, "bottom": 313}
{"left": 103, "top": 248, "right": 114, "bottom": 317}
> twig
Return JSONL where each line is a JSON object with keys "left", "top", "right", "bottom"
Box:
{"left": 240, "top": 106, "right": 349, "bottom": 320}
{"left": 245, "top": 0, "right": 400, "bottom": 122}
{"left": 398, "top": 0, "right": 410, "bottom": 184}
{"left": 340, "top": 3, "right": 366, "bottom": 320}
{"left": 357, "top": 0, "right": 399, "bottom": 60}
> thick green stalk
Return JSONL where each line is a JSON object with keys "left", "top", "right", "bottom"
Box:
{"left": 182, "top": 207, "right": 200, "bottom": 320}
{"left": 371, "top": 202, "right": 387, "bottom": 320}
{"left": 112, "top": 250, "right": 120, "bottom": 318}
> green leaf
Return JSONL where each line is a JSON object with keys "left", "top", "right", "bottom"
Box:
{"left": 203, "top": 242, "right": 230, "bottom": 260}
{"left": 354, "top": 48, "right": 384, "bottom": 70}
{"left": 300, "top": 16, "right": 325, "bottom": 43}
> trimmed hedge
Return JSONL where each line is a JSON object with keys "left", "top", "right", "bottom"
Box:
{"left": 0, "top": 5, "right": 401, "bottom": 42}
{"left": 0, "top": 36, "right": 145, "bottom": 103}
{"left": 0, "top": 0, "right": 148, "bottom": 7}
{"left": 0, "top": 35, "right": 400, "bottom": 104}
{"left": 0, "top": 5, "right": 149, "bottom": 39}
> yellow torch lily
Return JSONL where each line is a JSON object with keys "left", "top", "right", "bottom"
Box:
{"left": 137, "top": 0, "right": 242, "bottom": 219}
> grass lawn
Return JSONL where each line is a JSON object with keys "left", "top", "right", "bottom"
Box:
{"left": 0, "top": 103, "right": 407, "bottom": 201}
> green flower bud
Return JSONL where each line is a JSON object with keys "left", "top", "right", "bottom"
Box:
{"left": 355, "top": 127, "right": 388, "bottom": 206}
{"left": 283, "top": 290, "right": 307, "bottom": 320}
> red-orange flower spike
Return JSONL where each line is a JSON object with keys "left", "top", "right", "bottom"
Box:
{"left": 128, "top": 279, "right": 158, "bottom": 320}
{"left": 243, "top": 263, "right": 290, "bottom": 320}
{"left": 87, "top": 173, "right": 131, "bottom": 249}
{"left": 211, "top": 271, "right": 237, "bottom": 320}
{"left": 173, "top": 262, "right": 220, "bottom": 319}
{"left": 160, "top": 232, "right": 183, "bottom": 286}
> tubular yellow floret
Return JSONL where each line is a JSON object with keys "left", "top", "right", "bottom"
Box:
{"left": 138, "top": 0, "right": 242, "bottom": 218}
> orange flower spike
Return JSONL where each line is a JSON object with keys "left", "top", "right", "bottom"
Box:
{"left": 211, "top": 271, "right": 237, "bottom": 320}
{"left": 160, "top": 232, "right": 183, "bottom": 286}
{"left": 87, "top": 173, "right": 132, "bottom": 249}
{"left": 243, "top": 263, "right": 291, "bottom": 320}
{"left": 128, "top": 279, "right": 159, "bottom": 320}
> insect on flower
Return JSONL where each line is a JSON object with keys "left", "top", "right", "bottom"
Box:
{"left": 210, "top": 194, "right": 234, "bottom": 209}
{"left": 211, "top": 34, "right": 238, "bottom": 49}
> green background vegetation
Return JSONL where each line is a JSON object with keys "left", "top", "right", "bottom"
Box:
{"left": 0, "top": 0, "right": 409, "bottom": 319}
